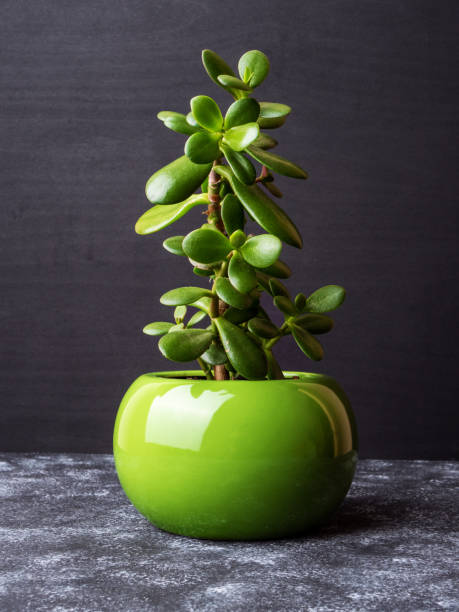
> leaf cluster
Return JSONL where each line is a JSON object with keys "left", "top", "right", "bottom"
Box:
{"left": 135, "top": 49, "right": 347, "bottom": 380}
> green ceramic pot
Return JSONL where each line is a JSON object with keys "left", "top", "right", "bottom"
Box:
{"left": 113, "top": 370, "right": 358, "bottom": 540}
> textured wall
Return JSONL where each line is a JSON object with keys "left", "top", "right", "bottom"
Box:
{"left": 1, "top": 0, "right": 458, "bottom": 456}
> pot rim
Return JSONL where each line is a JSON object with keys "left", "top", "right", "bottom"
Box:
{"left": 140, "top": 370, "right": 337, "bottom": 384}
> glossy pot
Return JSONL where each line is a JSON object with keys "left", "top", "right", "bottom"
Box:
{"left": 113, "top": 371, "right": 358, "bottom": 540}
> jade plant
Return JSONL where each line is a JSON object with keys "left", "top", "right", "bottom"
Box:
{"left": 136, "top": 49, "right": 346, "bottom": 381}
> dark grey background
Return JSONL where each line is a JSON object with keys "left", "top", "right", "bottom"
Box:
{"left": 1, "top": 0, "right": 458, "bottom": 457}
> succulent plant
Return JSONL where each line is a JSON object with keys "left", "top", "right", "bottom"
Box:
{"left": 137, "top": 49, "right": 346, "bottom": 380}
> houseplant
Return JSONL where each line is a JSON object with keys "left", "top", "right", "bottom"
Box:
{"left": 114, "top": 49, "right": 358, "bottom": 540}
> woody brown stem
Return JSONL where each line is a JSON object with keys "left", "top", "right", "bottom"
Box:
{"left": 208, "top": 161, "right": 229, "bottom": 381}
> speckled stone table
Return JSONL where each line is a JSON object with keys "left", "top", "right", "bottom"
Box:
{"left": 0, "top": 455, "right": 457, "bottom": 611}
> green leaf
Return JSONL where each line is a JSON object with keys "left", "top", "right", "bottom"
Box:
{"left": 220, "top": 144, "right": 256, "bottom": 185}
{"left": 157, "top": 111, "right": 201, "bottom": 135}
{"left": 240, "top": 234, "right": 282, "bottom": 268}
{"left": 214, "top": 317, "right": 267, "bottom": 379}
{"left": 215, "top": 277, "right": 252, "bottom": 310}
{"left": 217, "top": 75, "right": 252, "bottom": 91}
{"left": 186, "top": 112, "right": 200, "bottom": 127}
{"left": 185, "top": 132, "right": 221, "bottom": 164}
{"left": 247, "top": 146, "right": 307, "bottom": 179}
{"left": 193, "top": 266, "right": 213, "bottom": 277}
{"left": 238, "top": 50, "right": 270, "bottom": 87}
{"left": 187, "top": 310, "right": 207, "bottom": 327}
{"left": 273, "top": 295, "right": 297, "bottom": 316}
{"left": 213, "top": 166, "right": 302, "bottom": 248}
{"left": 160, "top": 286, "right": 212, "bottom": 306}
{"left": 182, "top": 228, "right": 232, "bottom": 264}
{"left": 190, "top": 296, "right": 213, "bottom": 313}
{"left": 269, "top": 278, "right": 290, "bottom": 299}
{"left": 158, "top": 329, "right": 213, "bottom": 362}
{"left": 142, "top": 322, "right": 174, "bottom": 336}
{"left": 291, "top": 325, "right": 324, "bottom": 361}
{"left": 201, "top": 342, "right": 227, "bottom": 365}
{"left": 305, "top": 285, "right": 346, "bottom": 313}
{"left": 228, "top": 252, "right": 257, "bottom": 293}
{"left": 258, "top": 102, "right": 291, "bottom": 129}
{"left": 294, "top": 293, "right": 307, "bottom": 311}
{"left": 135, "top": 193, "right": 209, "bottom": 235}
{"left": 201, "top": 49, "right": 237, "bottom": 93}
{"left": 190, "top": 95, "right": 223, "bottom": 131}
{"left": 294, "top": 313, "right": 334, "bottom": 334}
{"left": 145, "top": 156, "right": 212, "bottom": 205}
{"left": 247, "top": 317, "right": 279, "bottom": 339}
{"left": 221, "top": 194, "right": 245, "bottom": 235}
{"left": 223, "top": 306, "right": 258, "bottom": 324}
{"left": 251, "top": 132, "right": 278, "bottom": 149}
{"left": 264, "top": 181, "right": 283, "bottom": 198}
{"left": 174, "top": 305, "right": 187, "bottom": 322}
{"left": 223, "top": 123, "right": 259, "bottom": 151}
{"left": 224, "top": 98, "right": 260, "bottom": 129}
{"left": 163, "top": 236, "right": 185, "bottom": 256}
{"left": 261, "top": 259, "right": 291, "bottom": 278}
{"left": 229, "top": 230, "right": 246, "bottom": 248}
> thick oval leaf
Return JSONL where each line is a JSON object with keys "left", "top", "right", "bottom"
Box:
{"left": 217, "top": 75, "right": 252, "bottom": 91}
{"left": 291, "top": 325, "right": 324, "bottom": 361}
{"left": 163, "top": 235, "right": 185, "bottom": 256}
{"left": 142, "top": 322, "right": 174, "bottom": 336}
{"left": 294, "top": 313, "right": 334, "bottom": 334}
{"left": 264, "top": 181, "right": 283, "bottom": 198}
{"left": 221, "top": 144, "right": 256, "bottom": 185}
{"left": 135, "top": 193, "right": 208, "bottom": 235}
{"left": 269, "top": 278, "right": 290, "bottom": 299}
{"left": 190, "top": 296, "right": 213, "bottom": 313}
{"left": 145, "top": 156, "right": 212, "bottom": 205}
{"left": 174, "top": 305, "right": 187, "bottom": 322}
{"left": 223, "top": 306, "right": 258, "bottom": 324}
{"left": 261, "top": 259, "right": 291, "bottom": 278}
{"left": 160, "top": 286, "right": 212, "bottom": 306}
{"left": 158, "top": 329, "right": 213, "bottom": 362}
{"left": 201, "top": 49, "right": 237, "bottom": 93}
{"left": 183, "top": 228, "right": 231, "bottom": 264}
{"left": 185, "top": 132, "right": 221, "bottom": 164}
{"left": 241, "top": 234, "right": 282, "bottom": 268}
{"left": 224, "top": 98, "right": 260, "bottom": 129}
{"left": 190, "top": 95, "right": 223, "bottom": 131}
{"left": 214, "top": 317, "right": 267, "bottom": 379}
{"left": 247, "top": 146, "right": 307, "bottom": 179}
{"left": 221, "top": 194, "right": 245, "bottom": 235}
{"left": 186, "top": 112, "right": 200, "bottom": 127}
{"left": 229, "top": 230, "right": 246, "bottom": 248}
{"left": 215, "top": 277, "right": 252, "bottom": 310}
{"left": 223, "top": 123, "right": 259, "bottom": 151}
{"left": 248, "top": 317, "right": 279, "bottom": 339}
{"left": 213, "top": 166, "right": 302, "bottom": 248}
{"left": 305, "top": 285, "right": 346, "bottom": 313}
{"left": 228, "top": 252, "right": 258, "bottom": 293}
{"left": 238, "top": 50, "right": 270, "bottom": 87}
{"left": 273, "top": 295, "right": 297, "bottom": 316}
{"left": 187, "top": 310, "right": 208, "bottom": 327}
{"left": 201, "top": 341, "right": 227, "bottom": 365}
{"left": 251, "top": 132, "right": 278, "bottom": 149}
{"left": 258, "top": 102, "right": 291, "bottom": 129}
{"left": 294, "top": 293, "right": 307, "bottom": 311}
{"left": 157, "top": 111, "right": 200, "bottom": 135}
{"left": 193, "top": 267, "right": 213, "bottom": 277}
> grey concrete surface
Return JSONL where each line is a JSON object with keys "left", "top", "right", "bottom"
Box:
{"left": 0, "top": 455, "right": 457, "bottom": 611}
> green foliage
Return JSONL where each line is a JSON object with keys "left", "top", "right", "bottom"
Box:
{"left": 135, "top": 49, "right": 347, "bottom": 379}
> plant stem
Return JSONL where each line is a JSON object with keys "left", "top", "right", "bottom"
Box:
{"left": 197, "top": 357, "right": 213, "bottom": 380}
{"left": 207, "top": 161, "right": 229, "bottom": 381}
